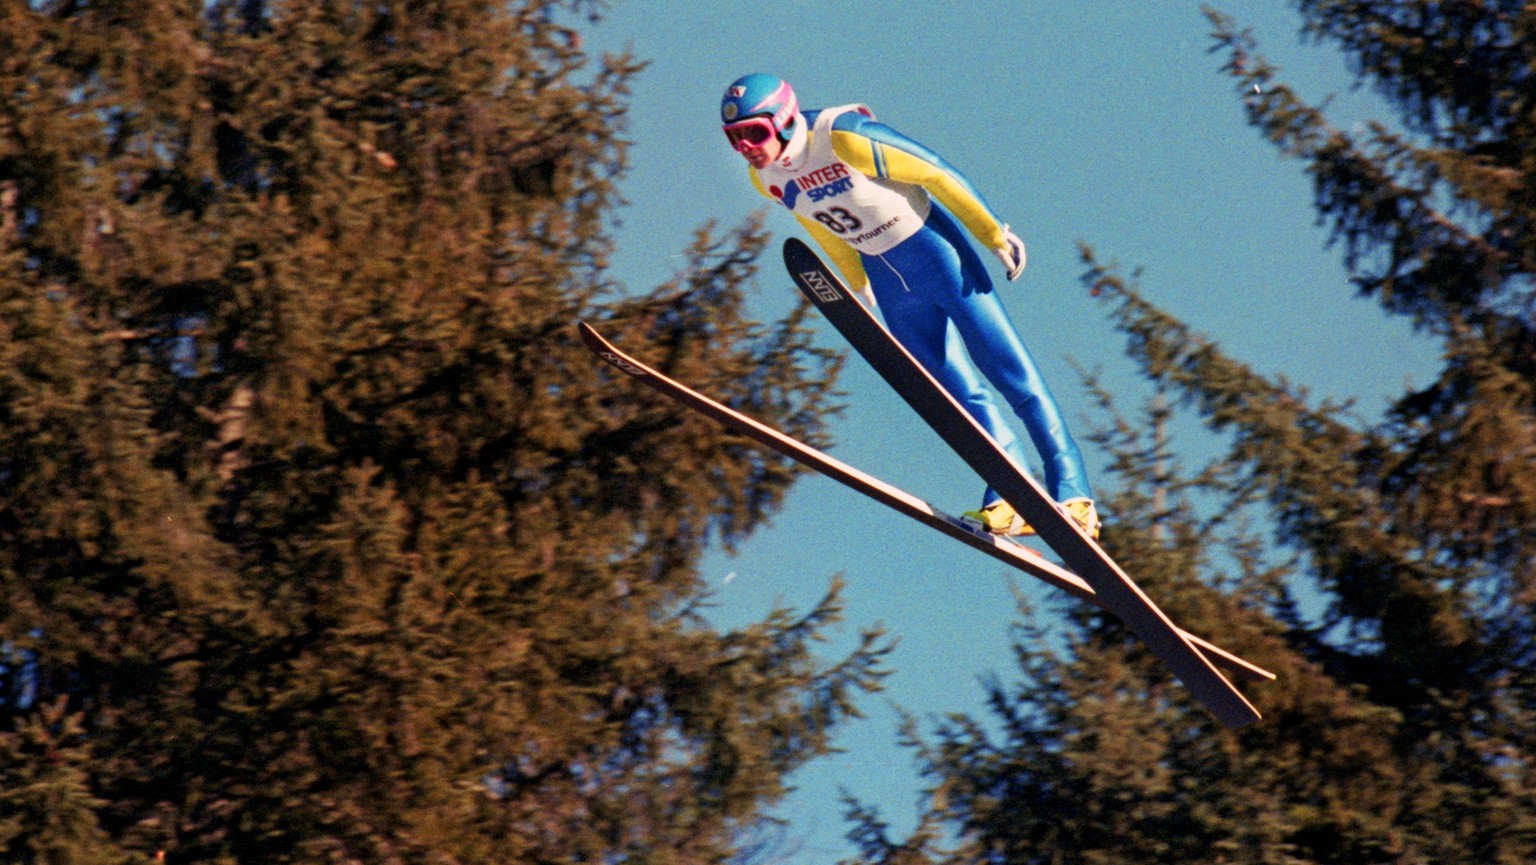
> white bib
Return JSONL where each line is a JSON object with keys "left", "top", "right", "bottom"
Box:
{"left": 756, "top": 106, "right": 930, "bottom": 255}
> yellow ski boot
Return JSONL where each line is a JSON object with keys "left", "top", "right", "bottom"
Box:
{"left": 962, "top": 500, "right": 1035, "bottom": 536}
{"left": 965, "top": 499, "right": 1100, "bottom": 540}
{"left": 1064, "top": 498, "right": 1101, "bottom": 540}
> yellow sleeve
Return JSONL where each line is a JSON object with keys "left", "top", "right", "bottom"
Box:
{"left": 830, "top": 128, "right": 1008, "bottom": 252}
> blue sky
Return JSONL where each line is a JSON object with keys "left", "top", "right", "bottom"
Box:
{"left": 585, "top": 3, "right": 1441, "bottom": 860}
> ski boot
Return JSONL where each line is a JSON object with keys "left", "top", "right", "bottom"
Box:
{"left": 1062, "top": 498, "right": 1101, "bottom": 541}
{"left": 963, "top": 500, "right": 1035, "bottom": 536}
{"left": 964, "top": 499, "right": 1101, "bottom": 541}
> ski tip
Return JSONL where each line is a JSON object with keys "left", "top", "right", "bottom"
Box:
{"left": 576, "top": 321, "right": 654, "bottom": 381}
{"left": 782, "top": 236, "right": 812, "bottom": 263}
{"left": 576, "top": 320, "right": 619, "bottom": 361}
{"left": 576, "top": 320, "right": 606, "bottom": 351}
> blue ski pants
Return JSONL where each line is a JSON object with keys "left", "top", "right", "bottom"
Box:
{"left": 860, "top": 205, "right": 1093, "bottom": 507}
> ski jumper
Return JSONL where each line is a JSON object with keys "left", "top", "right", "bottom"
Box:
{"left": 749, "top": 105, "right": 1092, "bottom": 508}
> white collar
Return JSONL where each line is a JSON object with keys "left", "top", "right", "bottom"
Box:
{"left": 774, "top": 115, "right": 810, "bottom": 170}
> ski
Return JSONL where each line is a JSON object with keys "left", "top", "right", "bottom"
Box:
{"left": 577, "top": 321, "right": 1275, "bottom": 687}
{"left": 782, "top": 238, "right": 1265, "bottom": 729}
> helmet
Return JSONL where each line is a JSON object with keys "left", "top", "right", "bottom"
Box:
{"left": 720, "top": 73, "right": 801, "bottom": 142}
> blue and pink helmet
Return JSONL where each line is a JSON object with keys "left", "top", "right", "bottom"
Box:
{"left": 721, "top": 73, "right": 801, "bottom": 148}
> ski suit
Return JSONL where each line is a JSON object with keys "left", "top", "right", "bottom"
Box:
{"left": 747, "top": 105, "right": 1092, "bottom": 507}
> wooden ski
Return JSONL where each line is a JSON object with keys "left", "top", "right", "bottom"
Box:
{"left": 782, "top": 238, "right": 1265, "bottom": 728}
{"left": 578, "top": 321, "right": 1274, "bottom": 687}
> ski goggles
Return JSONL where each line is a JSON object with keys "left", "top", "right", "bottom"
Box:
{"left": 722, "top": 116, "right": 777, "bottom": 152}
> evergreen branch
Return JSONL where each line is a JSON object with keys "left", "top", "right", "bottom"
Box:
{"left": 1080, "top": 247, "right": 1491, "bottom": 701}
{"left": 1206, "top": 7, "right": 1525, "bottom": 334}
{"left": 1293, "top": 0, "right": 1531, "bottom": 137}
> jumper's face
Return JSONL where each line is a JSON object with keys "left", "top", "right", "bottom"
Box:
{"left": 723, "top": 116, "right": 783, "bottom": 169}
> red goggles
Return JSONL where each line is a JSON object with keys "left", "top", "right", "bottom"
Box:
{"left": 723, "top": 116, "right": 777, "bottom": 152}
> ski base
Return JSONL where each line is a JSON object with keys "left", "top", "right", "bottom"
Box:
{"left": 781, "top": 238, "right": 1265, "bottom": 729}
{"left": 578, "top": 322, "right": 1275, "bottom": 688}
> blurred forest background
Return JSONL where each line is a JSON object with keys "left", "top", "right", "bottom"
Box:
{"left": 0, "top": 1, "right": 1532, "bottom": 864}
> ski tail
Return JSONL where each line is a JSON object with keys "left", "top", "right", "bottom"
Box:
{"left": 577, "top": 321, "right": 1275, "bottom": 687}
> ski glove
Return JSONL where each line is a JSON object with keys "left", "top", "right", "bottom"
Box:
{"left": 993, "top": 226, "right": 1026, "bottom": 281}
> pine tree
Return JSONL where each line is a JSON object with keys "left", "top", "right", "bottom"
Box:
{"left": 0, "top": 2, "right": 887, "bottom": 862}
{"left": 0, "top": 700, "right": 138, "bottom": 864}
{"left": 844, "top": 3, "right": 1536, "bottom": 864}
